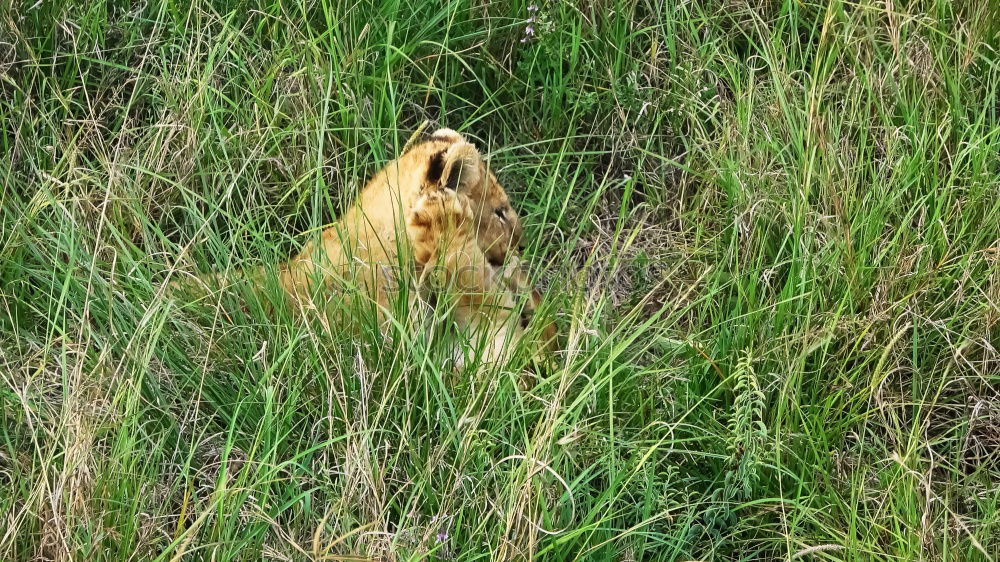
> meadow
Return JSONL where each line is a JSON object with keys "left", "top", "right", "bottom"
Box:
{"left": 1, "top": 0, "right": 999, "bottom": 560}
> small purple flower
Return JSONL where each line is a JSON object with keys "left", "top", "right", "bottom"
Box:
{"left": 520, "top": 3, "right": 540, "bottom": 44}
{"left": 436, "top": 531, "right": 449, "bottom": 543}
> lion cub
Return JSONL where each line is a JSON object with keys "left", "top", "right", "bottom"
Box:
{"left": 180, "top": 128, "right": 554, "bottom": 366}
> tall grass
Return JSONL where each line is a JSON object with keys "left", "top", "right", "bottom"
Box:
{"left": 2, "top": 0, "right": 999, "bottom": 560}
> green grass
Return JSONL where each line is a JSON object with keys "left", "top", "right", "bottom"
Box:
{"left": 2, "top": 0, "right": 999, "bottom": 560}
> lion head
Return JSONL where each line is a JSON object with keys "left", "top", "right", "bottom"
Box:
{"left": 417, "top": 128, "right": 525, "bottom": 267}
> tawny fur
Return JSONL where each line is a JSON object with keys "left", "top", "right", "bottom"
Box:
{"left": 177, "top": 128, "right": 555, "bottom": 365}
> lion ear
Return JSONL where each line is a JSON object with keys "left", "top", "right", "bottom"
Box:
{"left": 429, "top": 128, "right": 464, "bottom": 143}
{"left": 438, "top": 142, "right": 482, "bottom": 193}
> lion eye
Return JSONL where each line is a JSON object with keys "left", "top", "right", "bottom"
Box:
{"left": 494, "top": 207, "right": 507, "bottom": 222}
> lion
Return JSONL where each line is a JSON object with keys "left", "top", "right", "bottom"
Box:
{"left": 174, "top": 127, "right": 556, "bottom": 368}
